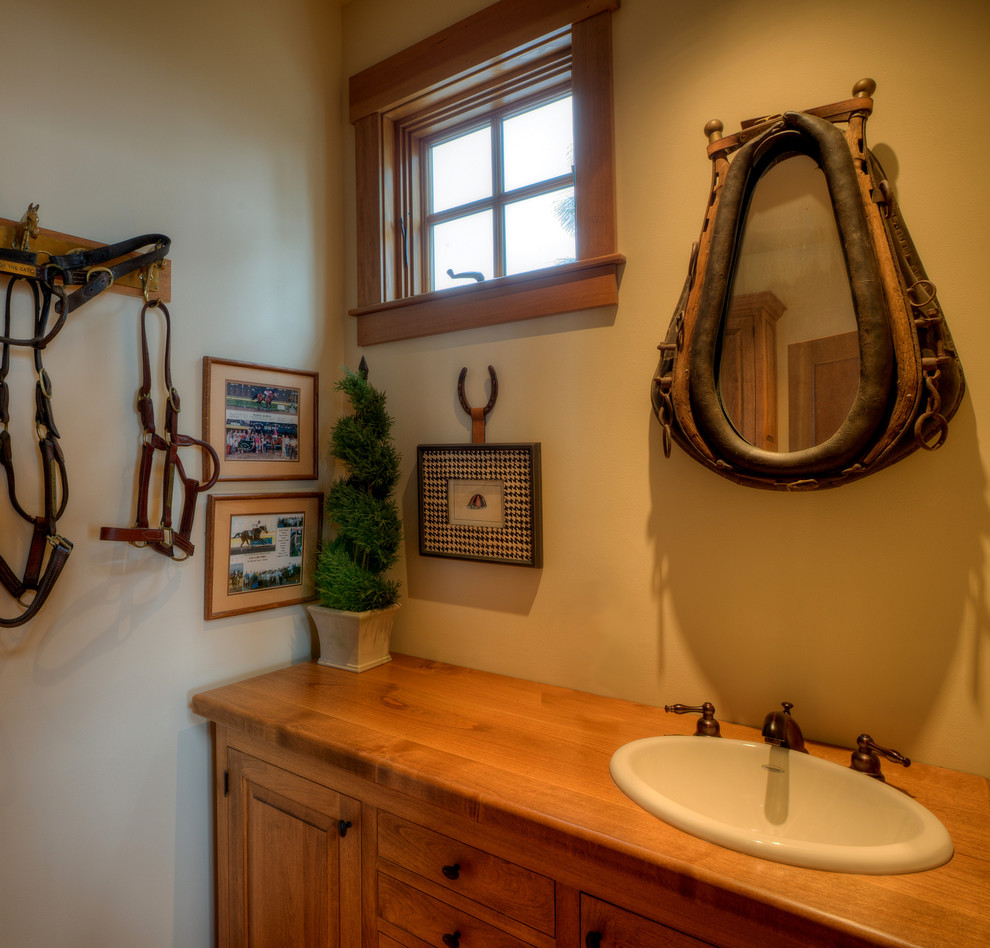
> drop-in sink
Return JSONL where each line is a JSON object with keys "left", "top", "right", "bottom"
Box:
{"left": 610, "top": 736, "right": 953, "bottom": 873}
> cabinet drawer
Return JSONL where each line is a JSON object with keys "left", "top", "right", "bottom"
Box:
{"left": 582, "top": 895, "right": 714, "bottom": 948}
{"left": 379, "top": 873, "right": 534, "bottom": 948}
{"left": 378, "top": 811, "right": 554, "bottom": 935}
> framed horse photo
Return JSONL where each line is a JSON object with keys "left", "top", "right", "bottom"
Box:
{"left": 204, "top": 492, "right": 322, "bottom": 620}
{"left": 203, "top": 357, "right": 318, "bottom": 481}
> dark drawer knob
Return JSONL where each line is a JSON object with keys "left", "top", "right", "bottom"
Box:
{"left": 441, "top": 863, "right": 460, "bottom": 880}
{"left": 337, "top": 820, "right": 352, "bottom": 838}
{"left": 442, "top": 931, "right": 461, "bottom": 948}
{"left": 586, "top": 932, "right": 603, "bottom": 948}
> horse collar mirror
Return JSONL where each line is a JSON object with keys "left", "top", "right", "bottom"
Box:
{"left": 652, "top": 78, "right": 965, "bottom": 490}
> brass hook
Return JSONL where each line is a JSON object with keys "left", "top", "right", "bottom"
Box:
{"left": 141, "top": 262, "right": 163, "bottom": 305}
{"left": 457, "top": 365, "right": 498, "bottom": 444}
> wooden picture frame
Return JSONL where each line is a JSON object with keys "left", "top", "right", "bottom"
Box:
{"left": 204, "top": 492, "right": 322, "bottom": 620}
{"left": 417, "top": 443, "right": 542, "bottom": 568}
{"left": 203, "top": 357, "right": 318, "bottom": 481}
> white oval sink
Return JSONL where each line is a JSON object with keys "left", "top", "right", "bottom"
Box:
{"left": 610, "top": 736, "right": 953, "bottom": 873}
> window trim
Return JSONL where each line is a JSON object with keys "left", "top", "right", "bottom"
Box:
{"left": 349, "top": 0, "right": 622, "bottom": 346}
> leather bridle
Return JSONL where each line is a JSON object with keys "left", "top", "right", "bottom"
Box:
{"left": 100, "top": 301, "right": 220, "bottom": 559}
{"left": 1, "top": 234, "right": 170, "bottom": 627}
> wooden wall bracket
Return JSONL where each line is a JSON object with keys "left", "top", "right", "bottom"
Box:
{"left": 0, "top": 205, "right": 171, "bottom": 302}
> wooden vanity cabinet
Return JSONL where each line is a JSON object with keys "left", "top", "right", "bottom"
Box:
{"left": 194, "top": 657, "right": 990, "bottom": 948}
{"left": 209, "top": 724, "right": 714, "bottom": 948}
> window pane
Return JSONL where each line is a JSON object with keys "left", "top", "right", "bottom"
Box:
{"left": 430, "top": 127, "right": 492, "bottom": 213}
{"left": 432, "top": 210, "right": 494, "bottom": 289}
{"left": 503, "top": 96, "right": 573, "bottom": 192}
{"left": 504, "top": 188, "right": 575, "bottom": 275}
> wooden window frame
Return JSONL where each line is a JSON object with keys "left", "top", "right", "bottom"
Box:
{"left": 348, "top": 0, "right": 622, "bottom": 346}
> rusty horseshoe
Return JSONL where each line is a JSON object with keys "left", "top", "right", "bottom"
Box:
{"left": 457, "top": 365, "right": 498, "bottom": 444}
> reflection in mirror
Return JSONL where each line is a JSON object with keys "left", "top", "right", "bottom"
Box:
{"left": 718, "top": 156, "right": 859, "bottom": 452}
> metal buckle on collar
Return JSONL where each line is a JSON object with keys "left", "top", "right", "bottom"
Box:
{"left": 46, "top": 534, "right": 73, "bottom": 553}
{"left": 85, "top": 266, "right": 115, "bottom": 288}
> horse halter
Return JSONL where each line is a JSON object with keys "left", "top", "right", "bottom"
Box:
{"left": 100, "top": 301, "right": 220, "bottom": 560}
{"left": 1, "top": 233, "right": 170, "bottom": 627}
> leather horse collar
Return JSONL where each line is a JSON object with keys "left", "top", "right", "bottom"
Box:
{"left": 100, "top": 301, "right": 220, "bottom": 559}
{"left": 1, "top": 234, "right": 170, "bottom": 627}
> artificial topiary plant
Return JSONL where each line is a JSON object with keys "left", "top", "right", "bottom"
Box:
{"left": 314, "top": 365, "right": 402, "bottom": 613}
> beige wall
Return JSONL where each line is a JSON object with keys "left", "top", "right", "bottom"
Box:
{"left": 1, "top": 1, "right": 344, "bottom": 944}
{"left": 342, "top": 0, "right": 990, "bottom": 780}
{"left": 2, "top": 0, "right": 989, "bottom": 945}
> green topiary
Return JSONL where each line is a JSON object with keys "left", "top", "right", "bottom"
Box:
{"left": 314, "top": 366, "right": 402, "bottom": 612}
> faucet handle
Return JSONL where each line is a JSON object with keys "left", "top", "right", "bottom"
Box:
{"left": 850, "top": 733, "right": 911, "bottom": 781}
{"left": 664, "top": 702, "right": 721, "bottom": 737}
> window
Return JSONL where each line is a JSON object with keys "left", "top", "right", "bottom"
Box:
{"left": 348, "top": 0, "right": 622, "bottom": 345}
{"left": 428, "top": 93, "right": 575, "bottom": 289}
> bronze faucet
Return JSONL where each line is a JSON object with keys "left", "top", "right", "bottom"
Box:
{"left": 761, "top": 702, "right": 808, "bottom": 753}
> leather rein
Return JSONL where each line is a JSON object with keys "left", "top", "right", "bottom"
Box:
{"left": 100, "top": 301, "right": 219, "bottom": 559}
{"left": 1, "top": 234, "right": 170, "bottom": 627}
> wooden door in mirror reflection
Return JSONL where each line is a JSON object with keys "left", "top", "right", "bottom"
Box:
{"left": 719, "top": 291, "right": 786, "bottom": 450}
{"left": 788, "top": 331, "right": 859, "bottom": 451}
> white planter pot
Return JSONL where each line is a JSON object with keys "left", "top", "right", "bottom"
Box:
{"left": 307, "top": 603, "right": 399, "bottom": 672}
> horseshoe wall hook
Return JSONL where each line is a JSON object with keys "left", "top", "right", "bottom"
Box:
{"left": 457, "top": 365, "right": 498, "bottom": 443}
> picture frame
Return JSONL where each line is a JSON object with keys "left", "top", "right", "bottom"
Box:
{"left": 204, "top": 491, "right": 322, "bottom": 620}
{"left": 203, "top": 357, "right": 318, "bottom": 481}
{"left": 417, "top": 443, "right": 542, "bottom": 567}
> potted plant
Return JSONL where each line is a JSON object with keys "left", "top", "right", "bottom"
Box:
{"left": 308, "top": 365, "right": 402, "bottom": 671}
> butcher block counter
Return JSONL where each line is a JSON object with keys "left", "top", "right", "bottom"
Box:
{"left": 191, "top": 654, "right": 990, "bottom": 948}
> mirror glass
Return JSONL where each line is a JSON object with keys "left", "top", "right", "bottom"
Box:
{"left": 717, "top": 155, "right": 859, "bottom": 452}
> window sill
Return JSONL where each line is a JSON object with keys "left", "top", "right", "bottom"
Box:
{"left": 349, "top": 253, "right": 625, "bottom": 345}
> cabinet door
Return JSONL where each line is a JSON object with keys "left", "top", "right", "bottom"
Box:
{"left": 225, "top": 748, "right": 361, "bottom": 948}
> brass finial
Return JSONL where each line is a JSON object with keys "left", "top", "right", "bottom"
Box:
{"left": 853, "top": 78, "right": 877, "bottom": 98}
{"left": 704, "top": 119, "right": 724, "bottom": 144}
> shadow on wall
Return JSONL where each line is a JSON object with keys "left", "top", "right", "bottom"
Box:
{"left": 400, "top": 470, "right": 542, "bottom": 615}
{"left": 647, "top": 394, "right": 987, "bottom": 753}
{"left": 174, "top": 722, "right": 213, "bottom": 948}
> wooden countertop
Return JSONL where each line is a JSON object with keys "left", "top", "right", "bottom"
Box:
{"left": 191, "top": 654, "right": 990, "bottom": 948}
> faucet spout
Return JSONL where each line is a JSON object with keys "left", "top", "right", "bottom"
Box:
{"left": 761, "top": 702, "right": 808, "bottom": 753}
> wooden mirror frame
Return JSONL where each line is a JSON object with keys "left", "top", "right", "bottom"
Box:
{"left": 652, "top": 79, "right": 965, "bottom": 490}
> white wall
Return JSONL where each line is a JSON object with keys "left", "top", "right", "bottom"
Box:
{"left": 342, "top": 0, "right": 990, "bottom": 780}
{"left": 0, "top": 1, "right": 344, "bottom": 945}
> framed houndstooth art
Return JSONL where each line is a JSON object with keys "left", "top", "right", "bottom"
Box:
{"left": 417, "top": 443, "right": 542, "bottom": 567}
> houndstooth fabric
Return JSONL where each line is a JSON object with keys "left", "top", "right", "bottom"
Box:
{"left": 419, "top": 445, "right": 539, "bottom": 565}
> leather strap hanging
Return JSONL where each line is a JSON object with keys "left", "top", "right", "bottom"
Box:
{"left": 100, "top": 301, "right": 220, "bottom": 559}
{"left": 0, "top": 277, "right": 71, "bottom": 626}
{"left": 0, "top": 232, "right": 171, "bottom": 626}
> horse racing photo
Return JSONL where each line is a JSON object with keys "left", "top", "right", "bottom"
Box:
{"left": 226, "top": 512, "right": 305, "bottom": 594}
{"left": 223, "top": 379, "right": 301, "bottom": 461}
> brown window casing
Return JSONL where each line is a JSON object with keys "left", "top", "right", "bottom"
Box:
{"left": 348, "top": 0, "right": 622, "bottom": 345}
